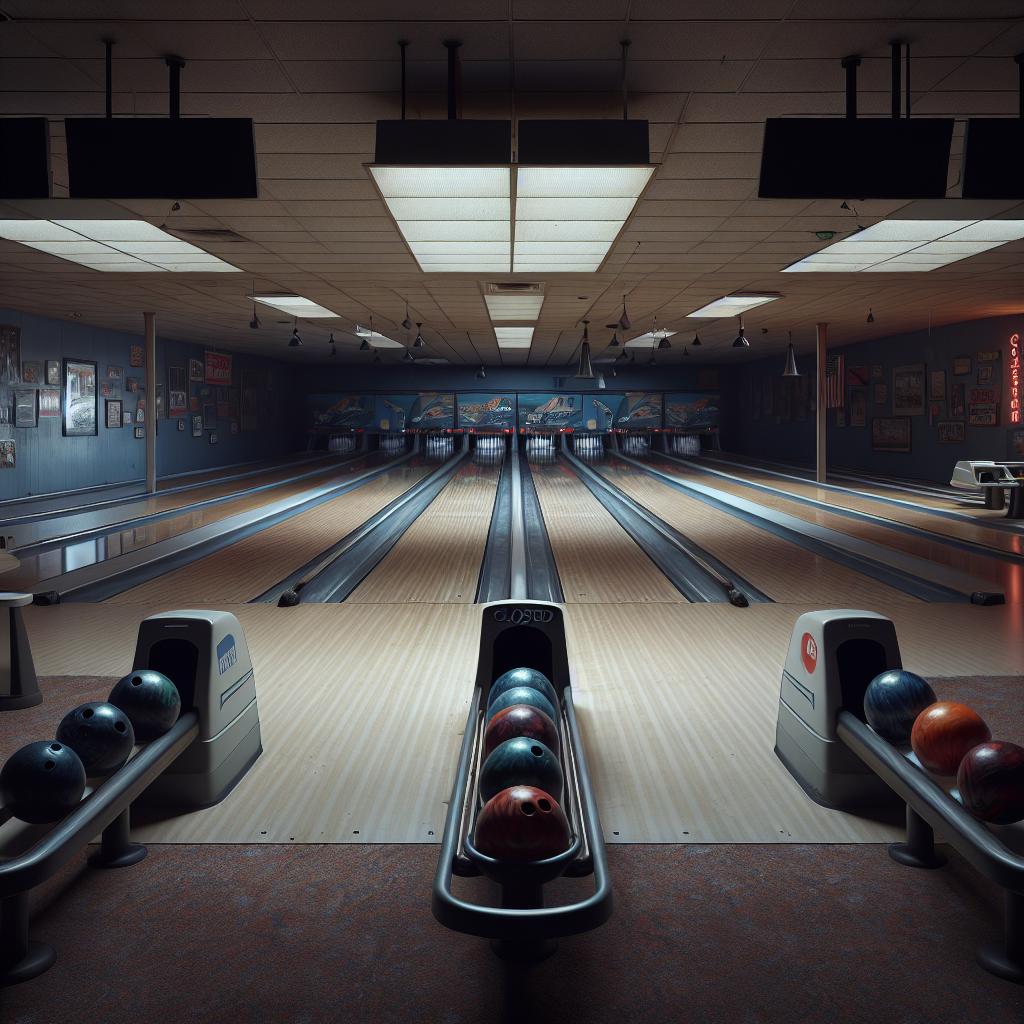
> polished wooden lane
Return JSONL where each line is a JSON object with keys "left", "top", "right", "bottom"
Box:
{"left": 16, "top": 601, "right": 1023, "bottom": 844}
{"left": 530, "top": 458, "right": 684, "bottom": 604}
{"left": 593, "top": 460, "right": 917, "bottom": 606}
{"left": 349, "top": 460, "right": 500, "bottom": 604}
{"left": 103, "top": 461, "right": 434, "bottom": 605}
{"left": 636, "top": 458, "right": 1015, "bottom": 599}
{"left": 4, "top": 455, "right": 387, "bottom": 593}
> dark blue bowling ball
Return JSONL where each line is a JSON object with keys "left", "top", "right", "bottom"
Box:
{"left": 0, "top": 740, "right": 86, "bottom": 824}
{"left": 487, "top": 686, "right": 557, "bottom": 726}
{"left": 56, "top": 702, "right": 135, "bottom": 777}
{"left": 108, "top": 670, "right": 181, "bottom": 741}
{"left": 479, "top": 737, "right": 563, "bottom": 803}
{"left": 863, "top": 669, "right": 937, "bottom": 744}
{"left": 488, "top": 667, "right": 559, "bottom": 712}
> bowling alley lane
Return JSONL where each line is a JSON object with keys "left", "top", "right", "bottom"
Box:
{"left": 591, "top": 457, "right": 918, "bottom": 605}
{"left": 102, "top": 458, "right": 435, "bottom": 606}
{"left": 528, "top": 457, "right": 684, "bottom": 604}
{"left": 637, "top": 456, "right": 1020, "bottom": 599}
{"left": 348, "top": 458, "right": 501, "bottom": 604}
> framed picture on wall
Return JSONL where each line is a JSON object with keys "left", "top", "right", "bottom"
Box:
{"left": 872, "top": 416, "right": 912, "bottom": 452}
{"left": 107, "top": 365, "right": 123, "bottom": 382}
{"left": 892, "top": 364, "right": 926, "bottom": 416}
{"left": 0, "top": 439, "right": 14, "bottom": 468}
{"left": 191, "top": 414, "right": 203, "bottom": 437}
{"left": 105, "top": 399, "right": 123, "bottom": 429}
{"left": 929, "top": 370, "right": 946, "bottom": 401}
{"left": 14, "top": 389, "right": 36, "bottom": 427}
{"left": 1009, "top": 428, "right": 1024, "bottom": 458}
{"left": 870, "top": 364, "right": 883, "bottom": 381}
{"left": 208, "top": 431, "right": 218, "bottom": 445}
{"left": 977, "top": 365, "right": 994, "bottom": 385}
{"left": 134, "top": 425, "right": 145, "bottom": 439}
{"left": 126, "top": 377, "right": 140, "bottom": 393}
{"left": 169, "top": 390, "right": 187, "bottom": 416}
{"left": 38, "top": 388, "right": 60, "bottom": 417}
{"left": 21, "top": 360, "right": 41, "bottom": 384}
{"left": 0, "top": 324, "right": 21, "bottom": 383}
{"left": 938, "top": 421, "right": 965, "bottom": 444}
{"left": 123, "top": 410, "right": 132, "bottom": 425}
{"left": 130, "top": 345, "right": 144, "bottom": 368}
{"left": 928, "top": 401, "right": 944, "bottom": 425}
{"left": 45, "top": 360, "right": 60, "bottom": 385}
{"left": 177, "top": 417, "right": 185, "bottom": 431}
{"left": 188, "top": 358, "right": 204, "bottom": 382}
{"left": 168, "top": 365, "right": 186, "bottom": 391}
{"left": 951, "top": 383, "right": 966, "bottom": 417}
{"left": 63, "top": 358, "right": 97, "bottom": 436}
{"left": 953, "top": 356, "right": 971, "bottom": 376}
{"left": 849, "top": 389, "right": 867, "bottom": 427}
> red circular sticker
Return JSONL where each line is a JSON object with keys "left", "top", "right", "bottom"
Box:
{"left": 800, "top": 632, "right": 818, "bottom": 674}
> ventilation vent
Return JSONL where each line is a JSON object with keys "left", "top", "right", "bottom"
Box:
{"left": 484, "top": 282, "right": 544, "bottom": 295}
{"left": 171, "top": 228, "right": 249, "bottom": 242}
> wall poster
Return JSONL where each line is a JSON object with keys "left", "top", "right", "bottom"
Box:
{"left": 14, "top": 389, "right": 36, "bottom": 427}
{"left": 968, "top": 386, "right": 999, "bottom": 426}
{"left": 953, "top": 356, "right": 971, "bottom": 376}
{"left": 0, "top": 439, "right": 14, "bottom": 468}
{"left": 951, "top": 383, "right": 966, "bottom": 418}
{"left": 872, "top": 416, "right": 911, "bottom": 452}
{"left": 665, "top": 393, "right": 720, "bottom": 431}
{"left": 38, "top": 389, "right": 59, "bottom": 417}
{"left": 457, "top": 393, "right": 515, "bottom": 429}
{"left": 892, "top": 364, "right": 926, "bottom": 416}
{"left": 849, "top": 389, "right": 867, "bottom": 427}
{"left": 63, "top": 358, "right": 97, "bottom": 436}
{"left": 613, "top": 392, "right": 662, "bottom": 429}
{"left": 409, "top": 392, "right": 455, "bottom": 430}
{"left": 0, "top": 324, "right": 20, "bottom": 382}
{"left": 929, "top": 370, "right": 946, "bottom": 401}
{"left": 204, "top": 350, "right": 232, "bottom": 386}
{"left": 938, "top": 421, "right": 966, "bottom": 444}
{"left": 518, "top": 393, "right": 583, "bottom": 430}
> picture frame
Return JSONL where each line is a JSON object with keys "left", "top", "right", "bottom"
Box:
{"left": 849, "top": 389, "right": 866, "bottom": 427}
{"left": 136, "top": 403, "right": 145, "bottom": 423}
{"left": 0, "top": 324, "right": 21, "bottom": 383}
{"left": 45, "top": 360, "right": 61, "bottom": 385}
{"left": 871, "top": 416, "right": 912, "bottom": 452}
{"left": 177, "top": 417, "right": 185, "bottom": 431}
{"left": 123, "top": 410, "right": 133, "bottom": 425}
{"left": 928, "top": 401, "right": 944, "bottom": 426}
{"left": 938, "top": 421, "right": 965, "bottom": 444}
{"left": 21, "top": 360, "right": 41, "bottom": 384}
{"left": 189, "top": 358, "right": 204, "bottom": 382}
{"left": 134, "top": 425, "right": 145, "bottom": 439}
{"left": 130, "top": 345, "right": 144, "bottom": 368}
{"left": 1009, "top": 428, "right": 1024, "bottom": 458}
{"left": 977, "top": 365, "right": 994, "bottom": 385}
{"left": 100, "top": 381, "right": 114, "bottom": 398}
{"left": 929, "top": 370, "right": 946, "bottom": 401}
{"left": 105, "top": 398, "right": 123, "bottom": 429}
{"left": 191, "top": 414, "right": 203, "bottom": 437}
{"left": 230, "top": 420, "right": 239, "bottom": 435}
{"left": 951, "top": 383, "right": 966, "bottom": 418}
{"left": 870, "top": 364, "right": 883, "bottom": 381}
{"left": 208, "top": 431, "right": 218, "bottom": 445}
{"left": 107, "top": 365, "right": 123, "bottom": 382}
{"left": 126, "top": 377, "right": 140, "bottom": 393}
{"left": 63, "top": 358, "right": 98, "bottom": 436}
{"left": 15, "top": 389, "right": 37, "bottom": 427}
{"left": 38, "top": 388, "right": 60, "bottom": 417}
{"left": 953, "top": 356, "right": 971, "bottom": 376}
{"left": 0, "top": 439, "right": 14, "bottom": 469}
{"left": 977, "top": 350, "right": 1001, "bottom": 362}
{"left": 168, "top": 365, "right": 186, "bottom": 391}
{"left": 892, "top": 364, "right": 926, "bottom": 417}
{"left": 169, "top": 390, "right": 187, "bottom": 416}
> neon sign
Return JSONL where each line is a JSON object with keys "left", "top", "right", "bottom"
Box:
{"left": 1011, "top": 332, "right": 1021, "bottom": 425}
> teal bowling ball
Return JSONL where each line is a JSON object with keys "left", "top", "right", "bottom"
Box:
{"left": 108, "top": 670, "right": 181, "bottom": 741}
{"left": 487, "top": 686, "right": 557, "bottom": 726}
{"left": 863, "top": 670, "right": 937, "bottom": 744}
{"left": 479, "top": 737, "right": 563, "bottom": 803}
{"left": 56, "top": 702, "right": 135, "bottom": 777}
{"left": 488, "top": 667, "right": 558, "bottom": 712}
{"left": 0, "top": 740, "right": 86, "bottom": 824}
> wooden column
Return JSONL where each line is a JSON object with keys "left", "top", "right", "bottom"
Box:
{"left": 815, "top": 322, "right": 828, "bottom": 484}
{"left": 144, "top": 311, "right": 157, "bottom": 493}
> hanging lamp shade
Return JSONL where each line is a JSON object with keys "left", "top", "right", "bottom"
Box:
{"left": 359, "top": 339, "right": 371, "bottom": 352}
{"left": 413, "top": 323, "right": 425, "bottom": 348}
{"left": 692, "top": 333, "right": 702, "bottom": 347}
{"left": 619, "top": 296, "right": 631, "bottom": 331}
{"left": 609, "top": 332, "right": 620, "bottom": 348}
{"left": 783, "top": 338, "right": 800, "bottom": 377}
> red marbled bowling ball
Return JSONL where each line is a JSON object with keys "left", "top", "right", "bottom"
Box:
{"left": 483, "top": 704, "right": 559, "bottom": 759}
{"left": 474, "top": 785, "right": 571, "bottom": 862}
{"left": 910, "top": 701, "right": 991, "bottom": 776}
{"left": 957, "top": 741, "right": 1024, "bottom": 825}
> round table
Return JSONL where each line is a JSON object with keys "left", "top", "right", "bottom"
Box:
{"left": 0, "top": 552, "right": 19, "bottom": 574}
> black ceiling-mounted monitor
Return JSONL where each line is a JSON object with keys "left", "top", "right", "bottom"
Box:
{"left": 517, "top": 120, "right": 650, "bottom": 165}
{"left": 758, "top": 118, "right": 954, "bottom": 199}
{"left": 374, "top": 120, "right": 512, "bottom": 164}
{"left": 962, "top": 119, "right": 1024, "bottom": 199}
{"left": 0, "top": 118, "right": 51, "bottom": 199}
{"left": 64, "top": 117, "right": 258, "bottom": 198}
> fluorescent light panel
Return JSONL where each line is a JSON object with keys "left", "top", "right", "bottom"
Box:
{"left": 783, "top": 219, "right": 1024, "bottom": 273}
{"left": 0, "top": 219, "right": 239, "bottom": 272}
{"left": 354, "top": 324, "right": 404, "bottom": 349}
{"left": 254, "top": 295, "right": 339, "bottom": 318}
{"left": 687, "top": 295, "right": 781, "bottom": 318}
{"left": 625, "top": 330, "right": 677, "bottom": 348}
{"left": 495, "top": 327, "right": 534, "bottom": 348}
{"left": 484, "top": 294, "right": 545, "bottom": 320}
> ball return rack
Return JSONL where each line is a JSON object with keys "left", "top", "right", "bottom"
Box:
{"left": 776, "top": 609, "right": 1024, "bottom": 984}
{"left": 432, "top": 601, "right": 613, "bottom": 961}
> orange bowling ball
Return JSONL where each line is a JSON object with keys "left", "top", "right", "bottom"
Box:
{"left": 910, "top": 701, "right": 991, "bottom": 776}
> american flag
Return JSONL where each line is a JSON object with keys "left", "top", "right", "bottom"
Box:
{"left": 826, "top": 352, "right": 845, "bottom": 408}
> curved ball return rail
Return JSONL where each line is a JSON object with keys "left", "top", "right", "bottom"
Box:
{"left": 432, "top": 601, "right": 612, "bottom": 961}
{"left": 0, "top": 609, "right": 262, "bottom": 986}
{"left": 775, "top": 609, "right": 1024, "bottom": 984}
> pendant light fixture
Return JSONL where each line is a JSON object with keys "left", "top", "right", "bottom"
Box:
{"left": 575, "top": 320, "right": 595, "bottom": 379}
{"left": 328, "top": 332, "right": 335, "bottom": 346}
{"left": 476, "top": 365, "right": 486, "bottom": 380}
{"left": 692, "top": 333, "right": 702, "bottom": 347}
{"left": 413, "top": 322, "right": 425, "bottom": 348}
{"left": 732, "top": 315, "right": 749, "bottom": 348}
{"left": 619, "top": 294, "right": 632, "bottom": 331}
{"left": 249, "top": 279, "right": 260, "bottom": 329}
{"left": 288, "top": 319, "right": 302, "bottom": 347}
{"left": 403, "top": 349, "right": 414, "bottom": 363}
{"left": 866, "top": 308, "right": 875, "bottom": 323}
{"left": 402, "top": 300, "right": 412, "bottom": 331}
{"left": 782, "top": 331, "right": 800, "bottom": 377}
{"left": 359, "top": 339, "right": 371, "bottom": 352}
{"left": 609, "top": 331, "right": 620, "bottom": 348}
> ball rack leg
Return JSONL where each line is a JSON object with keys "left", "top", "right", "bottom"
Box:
{"left": 977, "top": 890, "right": 1024, "bottom": 984}
{"left": 490, "top": 881, "right": 557, "bottom": 963}
{"left": 88, "top": 806, "right": 147, "bottom": 869}
{"left": 889, "top": 805, "right": 945, "bottom": 869}
{"left": 0, "top": 893, "right": 55, "bottom": 987}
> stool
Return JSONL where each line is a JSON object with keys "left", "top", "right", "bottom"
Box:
{"left": 0, "top": 593, "right": 40, "bottom": 711}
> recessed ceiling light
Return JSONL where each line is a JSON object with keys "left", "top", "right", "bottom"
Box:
{"left": 483, "top": 293, "right": 545, "bottom": 320}
{"left": 686, "top": 294, "right": 781, "bottom": 318}
{"left": 494, "top": 327, "right": 534, "bottom": 348}
{"left": 0, "top": 219, "right": 240, "bottom": 272}
{"left": 253, "top": 295, "right": 339, "bottom": 318}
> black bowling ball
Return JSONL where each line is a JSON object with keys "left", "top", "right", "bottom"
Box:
{"left": 108, "top": 670, "right": 181, "bottom": 741}
{"left": 56, "top": 702, "right": 135, "bottom": 777}
{"left": 0, "top": 740, "right": 86, "bottom": 824}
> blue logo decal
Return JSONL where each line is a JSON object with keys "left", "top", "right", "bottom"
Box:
{"left": 217, "top": 633, "right": 238, "bottom": 676}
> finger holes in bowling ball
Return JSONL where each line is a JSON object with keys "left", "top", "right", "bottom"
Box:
{"left": 131, "top": 677, "right": 142, "bottom": 686}
{"left": 82, "top": 709, "right": 94, "bottom": 719}
{"left": 115, "top": 721, "right": 126, "bottom": 733}
{"left": 531, "top": 745, "right": 543, "bottom": 757}
{"left": 50, "top": 743, "right": 61, "bottom": 752}
{"left": 538, "top": 799, "right": 551, "bottom": 812}
{"left": 44, "top": 760, "right": 55, "bottom": 771}
{"left": 522, "top": 802, "right": 537, "bottom": 816}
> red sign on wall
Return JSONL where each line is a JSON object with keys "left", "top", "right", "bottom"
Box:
{"left": 204, "top": 350, "right": 232, "bottom": 387}
{"left": 1010, "top": 333, "right": 1021, "bottom": 426}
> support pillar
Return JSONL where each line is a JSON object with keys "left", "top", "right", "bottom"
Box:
{"left": 144, "top": 312, "right": 157, "bottom": 494}
{"left": 815, "top": 322, "right": 828, "bottom": 484}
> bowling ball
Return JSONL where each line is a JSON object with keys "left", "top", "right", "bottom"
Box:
{"left": 911, "top": 701, "right": 991, "bottom": 775}
{"left": 108, "top": 669, "right": 181, "bottom": 741}
{"left": 56, "top": 702, "right": 135, "bottom": 777}
{"left": 957, "top": 741, "right": 1024, "bottom": 824}
{"left": 0, "top": 740, "right": 86, "bottom": 824}
{"left": 480, "top": 737, "right": 563, "bottom": 803}
{"left": 484, "top": 704, "right": 559, "bottom": 759}
{"left": 474, "top": 785, "right": 571, "bottom": 862}
{"left": 863, "top": 670, "right": 937, "bottom": 744}
{"left": 487, "top": 686, "right": 556, "bottom": 726}
{"left": 488, "top": 667, "right": 559, "bottom": 712}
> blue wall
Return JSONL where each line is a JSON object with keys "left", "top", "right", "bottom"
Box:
{"left": 0, "top": 308, "right": 300, "bottom": 499}
{"left": 726, "top": 315, "right": 1022, "bottom": 482}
